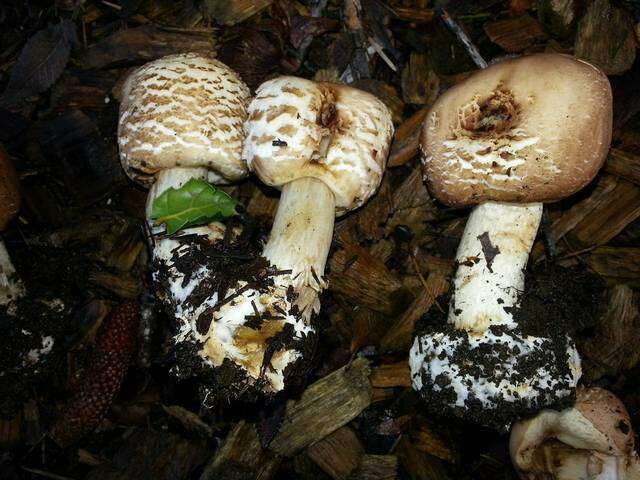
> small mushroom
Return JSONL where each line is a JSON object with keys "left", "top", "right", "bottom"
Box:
{"left": 183, "top": 76, "right": 393, "bottom": 397}
{"left": 0, "top": 146, "right": 24, "bottom": 308}
{"left": 510, "top": 387, "right": 640, "bottom": 479}
{"left": 410, "top": 54, "right": 612, "bottom": 428}
{"left": 117, "top": 53, "right": 250, "bottom": 325}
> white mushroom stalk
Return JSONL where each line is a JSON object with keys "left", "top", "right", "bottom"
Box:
{"left": 449, "top": 202, "right": 542, "bottom": 332}
{"left": 410, "top": 54, "right": 613, "bottom": 428}
{"left": 510, "top": 387, "right": 640, "bottom": 480}
{"left": 262, "top": 177, "right": 335, "bottom": 313}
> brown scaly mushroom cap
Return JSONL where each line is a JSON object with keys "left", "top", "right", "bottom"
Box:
{"left": 0, "top": 147, "right": 20, "bottom": 231}
{"left": 243, "top": 76, "right": 394, "bottom": 216}
{"left": 421, "top": 53, "right": 612, "bottom": 207}
{"left": 118, "top": 53, "right": 251, "bottom": 187}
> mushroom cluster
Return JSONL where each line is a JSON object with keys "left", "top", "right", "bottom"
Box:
{"left": 511, "top": 387, "right": 640, "bottom": 479}
{"left": 410, "top": 54, "right": 612, "bottom": 428}
{"left": 118, "top": 56, "right": 393, "bottom": 399}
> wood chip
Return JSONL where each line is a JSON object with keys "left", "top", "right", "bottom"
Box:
{"left": 484, "top": 15, "right": 547, "bottom": 52}
{"left": 581, "top": 285, "right": 640, "bottom": 381}
{"left": 379, "top": 274, "right": 449, "bottom": 352}
{"left": 605, "top": 148, "right": 640, "bottom": 186}
{"left": 391, "top": 6, "right": 435, "bottom": 24}
{"left": 396, "top": 437, "right": 451, "bottom": 480}
{"left": 353, "top": 454, "right": 398, "bottom": 480}
{"left": 79, "top": 25, "right": 215, "bottom": 70}
{"left": 370, "top": 361, "right": 411, "bottom": 388}
{"left": 269, "top": 358, "right": 372, "bottom": 457}
{"left": 585, "top": 247, "right": 640, "bottom": 285}
{"left": 388, "top": 107, "right": 429, "bottom": 167}
{"left": 574, "top": 0, "right": 637, "bottom": 75}
{"left": 329, "top": 242, "right": 410, "bottom": 315}
{"left": 200, "top": 421, "right": 280, "bottom": 480}
{"left": 401, "top": 53, "right": 440, "bottom": 106}
{"left": 307, "top": 426, "right": 364, "bottom": 479}
{"left": 533, "top": 174, "right": 640, "bottom": 261}
{"left": 410, "top": 418, "right": 457, "bottom": 463}
{"left": 537, "top": 0, "right": 577, "bottom": 37}
{"left": 162, "top": 404, "right": 214, "bottom": 438}
{"left": 202, "top": 0, "right": 273, "bottom": 25}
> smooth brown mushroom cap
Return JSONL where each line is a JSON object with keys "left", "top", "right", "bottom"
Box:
{"left": 0, "top": 147, "right": 20, "bottom": 230}
{"left": 421, "top": 54, "right": 612, "bottom": 207}
{"left": 118, "top": 53, "right": 251, "bottom": 187}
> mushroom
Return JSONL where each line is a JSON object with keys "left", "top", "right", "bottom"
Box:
{"left": 0, "top": 146, "right": 23, "bottom": 308}
{"left": 117, "top": 53, "right": 250, "bottom": 321}
{"left": 510, "top": 387, "right": 640, "bottom": 479}
{"left": 409, "top": 54, "right": 612, "bottom": 428}
{"left": 179, "top": 76, "right": 393, "bottom": 398}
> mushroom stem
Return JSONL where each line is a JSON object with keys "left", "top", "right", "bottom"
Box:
{"left": 0, "top": 238, "right": 24, "bottom": 307}
{"left": 263, "top": 176, "right": 335, "bottom": 316}
{"left": 450, "top": 201, "right": 543, "bottom": 332}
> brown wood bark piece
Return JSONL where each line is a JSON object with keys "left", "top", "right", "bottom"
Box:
{"left": 379, "top": 274, "right": 449, "bottom": 352}
{"left": 269, "top": 358, "right": 372, "bottom": 457}
{"left": 574, "top": 0, "right": 637, "bottom": 75}
{"left": 306, "top": 426, "right": 364, "bottom": 479}
{"left": 605, "top": 148, "right": 640, "bottom": 186}
{"left": 329, "top": 242, "right": 409, "bottom": 315}
{"left": 370, "top": 361, "right": 411, "bottom": 388}
{"left": 353, "top": 454, "right": 398, "bottom": 479}
{"left": 484, "top": 15, "right": 547, "bottom": 52}
{"left": 200, "top": 421, "right": 280, "bottom": 480}
{"left": 580, "top": 285, "right": 640, "bottom": 381}
{"left": 388, "top": 107, "right": 429, "bottom": 167}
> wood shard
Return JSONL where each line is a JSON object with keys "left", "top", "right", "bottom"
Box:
{"left": 269, "top": 358, "right": 372, "bottom": 457}
{"left": 379, "top": 274, "right": 449, "bottom": 352}
{"left": 605, "top": 148, "right": 640, "bottom": 186}
{"left": 200, "top": 421, "right": 280, "bottom": 480}
{"left": 388, "top": 107, "right": 430, "bottom": 167}
{"left": 307, "top": 426, "right": 364, "bottom": 480}
{"left": 574, "top": 0, "right": 637, "bottom": 75}
{"left": 203, "top": 0, "right": 273, "bottom": 25}
{"left": 353, "top": 454, "right": 398, "bottom": 480}
{"left": 370, "top": 361, "right": 411, "bottom": 388}
{"left": 484, "top": 15, "right": 547, "bottom": 52}
{"left": 329, "top": 242, "right": 410, "bottom": 315}
{"left": 586, "top": 247, "right": 640, "bottom": 286}
{"left": 581, "top": 285, "right": 640, "bottom": 381}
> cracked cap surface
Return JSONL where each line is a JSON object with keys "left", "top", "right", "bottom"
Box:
{"left": 243, "top": 76, "right": 394, "bottom": 215}
{"left": 421, "top": 54, "right": 612, "bottom": 207}
{"left": 118, "top": 53, "right": 251, "bottom": 187}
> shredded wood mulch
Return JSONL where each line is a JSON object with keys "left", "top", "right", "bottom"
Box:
{"left": 1, "top": 1, "right": 640, "bottom": 479}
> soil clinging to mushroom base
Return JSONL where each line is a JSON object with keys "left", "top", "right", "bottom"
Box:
{"left": 412, "top": 264, "right": 604, "bottom": 430}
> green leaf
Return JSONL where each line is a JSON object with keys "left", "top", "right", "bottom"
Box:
{"left": 150, "top": 178, "right": 238, "bottom": 235}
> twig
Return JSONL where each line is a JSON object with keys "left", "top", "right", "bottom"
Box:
{"left": 438, "top": 8, "right": 487, "bottom": 69}
{"left": 21, "top": 467, "right": 76, "bottom": 480}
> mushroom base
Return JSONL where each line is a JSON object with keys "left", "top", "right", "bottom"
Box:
{"left": 410, "top": 324, "right": 579, "bottom": 431}
{"left": 410, "top": 264, "right": 604, "bottom": 430}
{"left": 152, "top": 215, "right": 318, "bottom": 403}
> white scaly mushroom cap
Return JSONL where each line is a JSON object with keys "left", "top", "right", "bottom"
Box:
{"left": 118, "top": 53, "right": 251, "bottom": 187}
{"left": 242, "top": 76, "right": 394, "bottom": 215}
{"left": 510, "top": 387, "right": 640, "bottom": 479}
